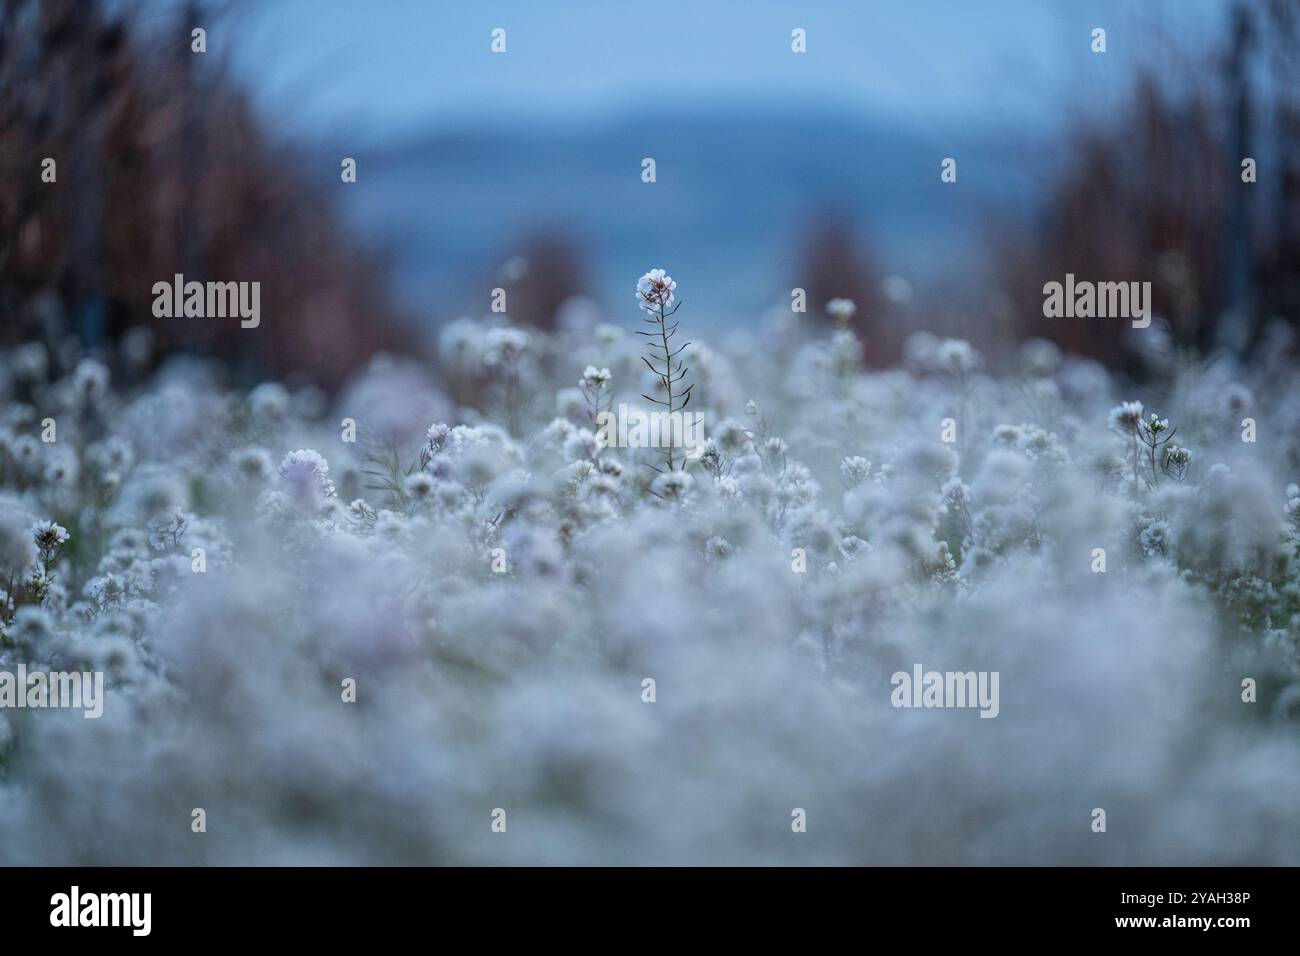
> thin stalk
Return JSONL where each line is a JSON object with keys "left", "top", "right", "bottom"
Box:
{"left": 657, "top": 301, "right": 675, "bottom": 472}
{"left": 1131, "top": 430, "right": 1140, "bottom": 494}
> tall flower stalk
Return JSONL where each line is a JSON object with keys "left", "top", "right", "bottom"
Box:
{"left": 1109, "top": 401, "right": 1145, "bottom": 493}
{"left": 635, "top": 269, "right": 693, "bottom": 473}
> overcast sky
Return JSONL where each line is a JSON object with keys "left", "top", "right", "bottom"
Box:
{"left": 224, "top": 0, "right": 1224, "bottom": 140}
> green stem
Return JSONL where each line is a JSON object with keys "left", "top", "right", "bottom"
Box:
{"left": 1131, "top": 431, "right": 1139, "bottom": 494}
{"left": 658, "top": 303, "right": 675, "bottom": 472}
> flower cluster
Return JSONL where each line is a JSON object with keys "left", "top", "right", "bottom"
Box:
{"left": 0, "top": 283, "right": 1298, "bottom": 865}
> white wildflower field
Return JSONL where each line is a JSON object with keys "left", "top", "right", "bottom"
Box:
{"left": 1, "top": 275, "right": 1299, "bottom": 865}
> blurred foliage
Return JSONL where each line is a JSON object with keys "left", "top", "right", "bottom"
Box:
{"left": 1000, "top": 0, "right": 1300, "bottom": 371}
{"left": 0, "top": 0, "right": 411, "bottom": 388}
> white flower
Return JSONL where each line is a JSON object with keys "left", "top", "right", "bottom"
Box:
{"left": 840, "top": 456, "right": 872, "bottom": 484}
{"left": 825, "top": 298, "right": 857, "bottom": 323}
{"left": 636, "top": 269, "right": 676, "bottom": 312}
{"left": 543, "top": 417, "right": 577, "bottom": 446}
{"left": 712, "top": 420, "right": 750, "bottom": 454}
{"left": 31, "top": 520, "right": 69, "bottom": 555}
{"left": 11, "top": 342, "right": 48, "bottom": 382}
{"left": 8, "top": 434, "right": 38, "bottom": 470}
{"left": 374, "top": 509, "right": 407, "bottom": 540}
{"left": 426, "top": 423, "right": 453, "bottom": 454}
{"left": 0, "top": 511, "right": 37, "bottom": 578}
{"left": 404, "top": 473, "right": 436, "bottom": 500}
{"left": 231, "top": 446, "right": 273, "bottom": 481}
{"left": 704, "top": 536, "right": 734, "bottom": 562}
{"left": 1161, "top": 444, "right": 1192, "bottom": 479}
{"left": 585, "top": 476, "right": 618, "bottom": 496}
{"left": 84, "top": 573, "right": 127, "bottom": 608}
{"left": 1286, "top": 495, "right": 1300, "bottom": 528}
{"left": 85, "top": 438, "right": 135, "bottom": 478}
{"left": 992, "top": 424, "right": 1022, "bottom": 447}
{"left": 1108, "top": 401, "right": 1144, "bottom": 432}
{"left": 72, "top": 358, "right": 110, "bottom": 403}
{"left": 43, "top": 451, "right": 78, "bottom": 486}
{"left": 278, "top": 449, "right": 335, "bottom": 504}
{"left": 248, "top": 382, "right": 291, "bottom": 420}
{"left": 934, "top": 338, "right": 981, "bottom": 375}
{"left": 5, "top": 606, "right": 55, "bottom": 649}
{"left": 482, "top": 327, "right": 529, "bottom": 367}
{"left": 696, "top": 438, "right": 721, "bottom": 472}
{"left": 839, "top": 535, "right": 870, "bottom": 560}
{"left": 437, "top": 317, "right": 483, "bottom": 368}
{"left": 580, "top": 366, "right": 611, "bottom": 389}
{"left": 651, "top": 470, "right": 693, "bottom": 500}
{"left": 348, "top": 499, "right": 377, "bottom": 523}
{"left": 563, "top": 429, "right": 601, "bottom": 462}
{"left": 1139, "top": 520, "right": 1172, "bottom": 557}
{"left": 424, "top": 425, "right": 496, "bottom": 470}
{"left": 1142, "top": 413, "right": 1169, "bottom": 436}
{"left": 147, "top": 508, "right": 191, "bottom": 551}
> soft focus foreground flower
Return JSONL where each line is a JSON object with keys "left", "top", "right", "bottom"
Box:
{"left": 1109, "top": 400, "right": 1145, "bottom": 432}
{"left": 482, "top": 327, "right": 529, "bottom": 367}
{"left": 934, "top": 338, "right": 981, "bottom": 375}
{"left": 0, "top": 509, "right": 36, "bottom": 578}
{"left": 825, "top": 298, "right": 857, "bottom": 325}
{"left": 580, "top": 365, "right": 611, "bottom": 389}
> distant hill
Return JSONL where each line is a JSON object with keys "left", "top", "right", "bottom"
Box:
{"left": 329, "top": 107, "right": 1043, "bottom": 328}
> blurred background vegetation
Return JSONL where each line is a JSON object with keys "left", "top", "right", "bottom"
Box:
{"left": 0, "top": 0, "right": 411, "bottom": 388}
{"left": 2, "top": 0, "right": 1298, "bottom": 387}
